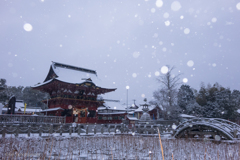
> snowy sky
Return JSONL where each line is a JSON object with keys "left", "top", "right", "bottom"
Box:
{"left": 1, "top": 0, "right": 240, "bottom": 105}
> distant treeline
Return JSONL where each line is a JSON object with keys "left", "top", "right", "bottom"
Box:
{"left": 0, "top": 79, "right": 49, "bottom": 109}
{"left": 150, "top": 66, "right": 240, "bottom": 120}
{"left": 177, "top": 83, "right": 240, "bottom": 120}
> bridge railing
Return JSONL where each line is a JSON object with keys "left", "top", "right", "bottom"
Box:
{"left": 0, "top": 115, "right": 66, "bottom": 124}
{"left": 173, "top": 117, "right": 240, "bottom": 140}
{"left": 175, "top": 118, "right": 240, "bottom": 131}
{"left": 0, "top": 123, "right": 174, "bottom": 138}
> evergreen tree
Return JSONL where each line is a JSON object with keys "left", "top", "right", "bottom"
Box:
{"left": 231, "top": 90, "right": 240, "bottom": 109}
{"left": 202, "top": 101, "right": 223, "bottom": 118}
{"left": 185, "top": 102, "right": 203, "bottom": 117}
{"left": 196, "top": 83, "right": 207, "bottom": 106}
{"left": 177, "top": 84, "right": 195, "bottom": 112}
{"left": 195, "top": 83, "right": 240, "bottom": 119}
{"left": 215, "top": 88, "right": 239, "bottom": 119}
{"left": 0, "top": 79, "right": 8, "bottom": 104}
{"left": 0, "top": 79, "right": 49, "bottom": 109}
{"left": 0, "top": 79, "right": 7, "bottom": 88}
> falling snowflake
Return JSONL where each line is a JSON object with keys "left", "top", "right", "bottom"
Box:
{"left": 183, "top": 78, "right": 188, "bottom": 83}
{"left": 172, "top": 124, "right": 177, "bottom": 129}
{"left": 165, "top": 21, "right": 170, "bottom": 26}
{"left": 132, "top": 73, "right": 137, "bottom": 78}
{"left": 133, "top": 52, "right": 140, "bottom": 58}
{"left": 155, "top": 71, "right": 160, "bottom": 76}
{"left": 187, "top": 60, "right": 194, "bottom": 67}
{"left": 171, "top": 1, "right": 181, "bottom": 11}
{"left": 23, "top": 23, "right": 33, "bottom": 32}
{"left": 236, "top": 3, "right": 240, "bottom": 10}
{"left": 184, "top": 28, "right": 190, "bottom": 34}
{"left": 211, "top": 17, "right": 217, "bottom": 23}
{"left": 161, "top": 66, "right": 168, "bottom": 74}
{"left": 156, "top": 0, "right": 163, "bottom": 8}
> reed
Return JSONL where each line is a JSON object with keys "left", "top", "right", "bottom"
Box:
{"left": 157, "top": 128, "right": 164, "bottom": 160}
{"left": 0, "top": 135, "right": 240, "bottom": 159}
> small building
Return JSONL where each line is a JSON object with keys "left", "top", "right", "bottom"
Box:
{"left": 97, "top": 100, "right": 127, "bottom": 124}
{"left": 134, "top": 105, "right": 162, "bottom": 120}
{"left": 126, "top": 115, "right": 138, "bottom": 126}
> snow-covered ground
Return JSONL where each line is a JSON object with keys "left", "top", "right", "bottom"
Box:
{"left": 0, "top": 135, "right": 239, "bottom": 159}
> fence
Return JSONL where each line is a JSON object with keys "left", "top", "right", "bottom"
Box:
{"left": 0, "top": 115, "right": 66, "bottom": 124}
{"left": 0, "top": 123, "right": 174, "bottom": 138}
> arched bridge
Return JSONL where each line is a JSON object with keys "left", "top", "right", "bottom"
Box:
{"left": 173, "top": 118, "right": 240, "bottom": 140}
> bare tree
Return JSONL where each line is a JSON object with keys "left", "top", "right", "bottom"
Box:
{"left": 151, "top": 66, "right": 182, "bottom": 119}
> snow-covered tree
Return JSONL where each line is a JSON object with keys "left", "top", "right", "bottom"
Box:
{"left": 22, "top": 87, "right": 50, "bottom": 109}
{"left": 231, "top": 90, "right": 240, "bottom": 109}
{"left": 195, "top": 83, "right": 240, "bottom": 119}
{"left": 215, "top": 88, "right": 239, "bottom": 119}
{"left": 0, "top": 79, "right": 49, "bottom": 108}
{"left": 0, "top": 78, "right": 7, "bottom": 104}
{"left": 196, "top": 83, "right": 207, "bottom": 106}
{"left": 0, "top": 79, "right": 6, "bottom": 88}
{"left": 185, "top": 102, "right": 203, "bottom": 117}
{"left": 202, "top": 101, "right": 223, "bottom": 118}
{"left": 177, "top": 84, "right": 195, "bottom": 112}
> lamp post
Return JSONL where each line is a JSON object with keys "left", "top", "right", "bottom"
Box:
{"left": 126, "top": 86, "right": 129, "bottom": 115}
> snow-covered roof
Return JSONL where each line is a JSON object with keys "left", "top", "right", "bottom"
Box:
{"left": 100, "top": 100, "right": 126, "bottom": 110}
{"left": 33, "top": 62, "right": 116, "bottom": 90}
{"left": 33, "top": 79, "right": 53, "bottom": 87}
{"left": 53, "top": 62, "right": 101, "bottom": 84}
{"left": 40, "top": 107, "right": 64, "bottom": 112}
{"left": 134, "top": 105, "right": 156, "bottom": 112}
{"left": 97, "top": 106, "right": 106, "bottom": 110}
{"left": 2, "top": 108, "right": 42, "bottom": 113}
{"left": 127, "top": 116, "right": 138, "bottom": 121}
{"left": 15, "top": 101, "right": 25, "bottom": 110}
{"left": 178, "top": 114, "right": 195, "bottom": 118}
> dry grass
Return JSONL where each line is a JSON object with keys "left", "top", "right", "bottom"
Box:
{"left": 0, "top": 135, "right": 239, "bottom": 159}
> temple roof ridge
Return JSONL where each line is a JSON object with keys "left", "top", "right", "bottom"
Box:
{"left": 52, "top": 61, "right": 97, "bottom": 75}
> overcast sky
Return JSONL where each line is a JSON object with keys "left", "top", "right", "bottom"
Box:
{"left": 1, "top": 0, "right": 240, "bottom": 105}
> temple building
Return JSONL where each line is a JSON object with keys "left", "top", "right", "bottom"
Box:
{"left": 32, "top": 62, "right": 116, "bottom": 123}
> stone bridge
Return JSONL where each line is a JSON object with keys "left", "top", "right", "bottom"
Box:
{"left": 173, "top": 118, "right": 240, "bottom": 140}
